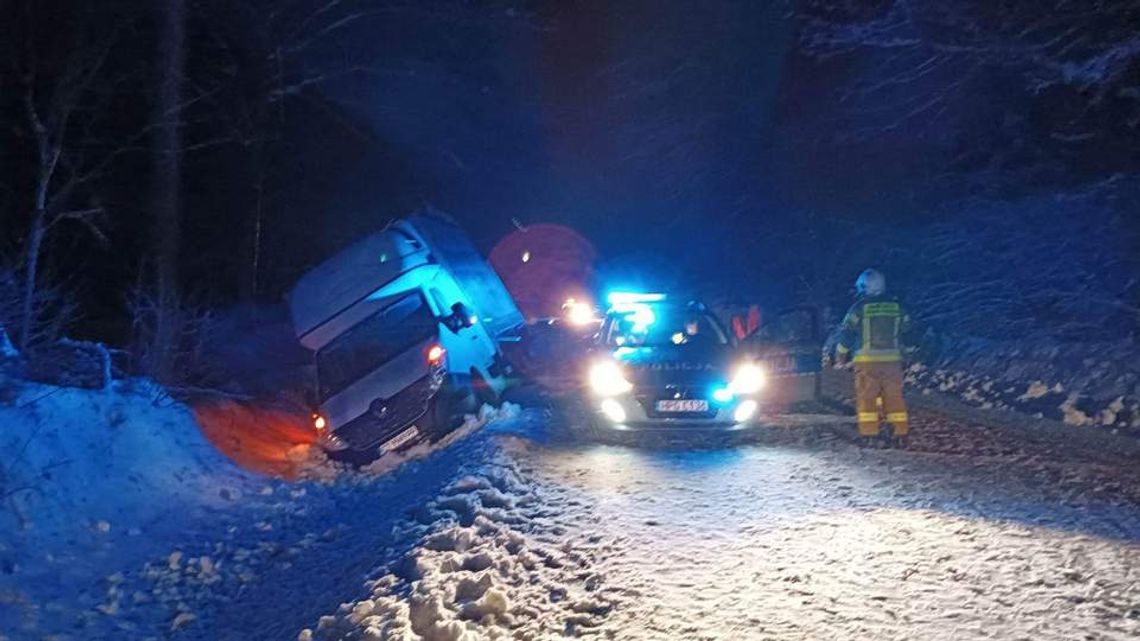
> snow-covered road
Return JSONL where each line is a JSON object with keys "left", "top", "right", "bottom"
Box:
{"left": 302, "top": 404, "right": 1140, "bottom": 641}
{"left": 8, "top": 384, "right": 1140, "bottom": 641}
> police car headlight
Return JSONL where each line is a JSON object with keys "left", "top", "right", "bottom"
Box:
{"left": 589, "top": 361, "right": 633, "bottom": 396}
{"left": 729, "top": 363, "right": 766, "bottom": 395}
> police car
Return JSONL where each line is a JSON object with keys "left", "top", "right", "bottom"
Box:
{"left": 580, "top": 293, "right": 767, "bottom": 433}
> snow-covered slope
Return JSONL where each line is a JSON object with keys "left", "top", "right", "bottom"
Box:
{"left": 0, "top": 378, "right": 263, "bottom": 634}
{"left": 0, "top": 373, "right": 519, "bottom": 639}
{"left": 1, "top": 380, "right": 254, "bottom": 539}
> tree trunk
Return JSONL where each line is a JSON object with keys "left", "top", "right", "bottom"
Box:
{"left": 149, "top": 0, "right": 186, "bottom": 379}
{"left": 19, "top": 73, "right": 57, "bottom": 351}
{"left": 18, "top": 207, "right": 46, "bottom": 350}
{"left": 245, "top": 141, "right": 265, "bottom": 301}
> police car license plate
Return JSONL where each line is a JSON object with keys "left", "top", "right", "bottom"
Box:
{"left": 655, "top": 399, "right": 709, "bottom": 413}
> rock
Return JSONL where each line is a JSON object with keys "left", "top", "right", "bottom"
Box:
{"left": 349, "top": 599, "right": 376, "bottom": 624}
{"left": 1018, "top": 381, "right": 1051, "bottom": 401}
{"left": 96, "top": 602, "right": 119, "bottom": 616}
{"left": 1100, "top": 397, "right": 1125, "bottom": 425}
{"left": 170, "top": 611, "right": 196, "bottom": 631}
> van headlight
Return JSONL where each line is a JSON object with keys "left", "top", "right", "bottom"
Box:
{"left": 589, "top": 361, "right": 633, "bottom": 396}
{"left": 729, "top": 363, "right": 766, "bottom": 395}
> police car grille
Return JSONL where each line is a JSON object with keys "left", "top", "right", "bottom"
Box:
{"left": 334, "top": 376, "right": 435, "bottom": 450}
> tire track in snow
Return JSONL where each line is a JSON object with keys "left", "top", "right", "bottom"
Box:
{"left": 489, "top": 413, "right": 1140, "bottom": 641}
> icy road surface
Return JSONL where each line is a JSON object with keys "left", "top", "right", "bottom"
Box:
{"left": 12, "top": 383, "right": 1139, "bottom": 641}
{"left": 302, "top": 402, "right": 1140, "bottom": 641}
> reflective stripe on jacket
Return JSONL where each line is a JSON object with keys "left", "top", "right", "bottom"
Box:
{"left": 836, "top": 297, "right": 910, "bottom": 363}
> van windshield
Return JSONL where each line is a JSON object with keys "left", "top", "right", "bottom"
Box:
{"left": 316, "top": 293, "right": 437, "bottom": 400}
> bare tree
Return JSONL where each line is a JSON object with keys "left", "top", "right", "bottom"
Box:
{"left": 5, "top": 1, "right": 134, "bottom": 349}
{"left": 191, "top": 0, "right": 537, "bottom": 299}
{"left": 190, "top": 0, "right": 400, "bottom": 299}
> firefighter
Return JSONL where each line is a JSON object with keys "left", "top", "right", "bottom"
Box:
{"left": 835, "top": 269, "right": 911, "bottom": 448}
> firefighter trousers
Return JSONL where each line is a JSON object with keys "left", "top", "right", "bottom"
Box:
{"left": 854, "top": 361, "right": 908, "bottom": 437}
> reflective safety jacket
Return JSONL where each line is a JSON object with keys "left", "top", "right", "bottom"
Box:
{"left": 836, "top": 296, "right": 910, "bottom": 363}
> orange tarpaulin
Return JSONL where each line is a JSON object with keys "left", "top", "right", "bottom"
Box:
{"left": 489, "top": 223, "right": 596, "bottom": 320}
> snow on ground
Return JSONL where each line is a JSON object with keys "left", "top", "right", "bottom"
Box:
{"left": 495, "top": 430, "right": 1140, "bottom": 640}
{"left": 0, "top": 379, "right": 266, "bottom": 631}
{"left": 300, "top": 445, "right": 615, "bottom": 641}
{"left": 904, "top": 341, "right": 1140, "bottom": 434}
{"left": 0, "top": 378, "right": 264, "bottom": 635}
{"left": 305, "top": 402, "right": 1140, "bottom": 641}
{"left": 5, "top": 371, "right": 1140, "bottom": 641}
{"left": 0, "top": 373, "right": 516, "bottom": 640}
{"left": 0, "top": 379, "right": 249, "bottom": 536}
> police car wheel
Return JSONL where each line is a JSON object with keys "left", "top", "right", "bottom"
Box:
{"left": 585, "top": 413, "right": 609, "bottom": 440}
{"left": 563, "top": 398, "right": 607, "bottom": 441}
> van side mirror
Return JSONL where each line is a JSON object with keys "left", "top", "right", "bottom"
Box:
{"left": 442, "top": 302, "right": 476, "bottom": 333}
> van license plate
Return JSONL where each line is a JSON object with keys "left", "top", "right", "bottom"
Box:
{"left": 379, "top": 425, "right": 421, "bottom": 454}
{"left": 655, "top": 399, "right": 708, "bottom": 413}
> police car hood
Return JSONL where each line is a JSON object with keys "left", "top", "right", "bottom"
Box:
{"left": 611, "top": 344, "right": 736, "bottom": 387}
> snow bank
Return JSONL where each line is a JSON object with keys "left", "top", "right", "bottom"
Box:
{"left": 299, "top": 438, "right": 615, "bottom": 641}
{"left": 904, "top": 361, "right": 1140, "bottom": 433}
{"left": 0, "top": 378, "right": 252, "bottom": 541}
{"left": 295, "top": 404, "right": 522, "bottom": 483}
{"left": 0, "top": 367, "right": 524, "bottom": 638}
{"left": 903, "top": 332, "right": 1140, "bottom": 435}
{"left": 0, "top": 376, "right": 259, "bottom": 634}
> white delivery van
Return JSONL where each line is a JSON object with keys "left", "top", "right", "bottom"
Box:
{"left": 288, "top": 210, "right": 523, "bottom": 460}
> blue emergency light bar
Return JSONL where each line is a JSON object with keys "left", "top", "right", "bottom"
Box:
{"left": 607, "top": 291, "right": 666, "bottom": 306}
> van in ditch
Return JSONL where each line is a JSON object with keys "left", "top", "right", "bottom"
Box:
{"left": 288, "top": 210, "right": 523, "bottom": 460}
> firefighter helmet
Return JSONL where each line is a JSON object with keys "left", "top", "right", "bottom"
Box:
{"left": 856, "top": 269, "right": 886, "bottom": 297}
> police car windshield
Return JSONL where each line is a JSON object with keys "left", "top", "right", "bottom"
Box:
{"left": 603, "top": 303, "right": 728, "bottom": 347}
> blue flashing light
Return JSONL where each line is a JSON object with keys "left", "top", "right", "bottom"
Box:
{"left": 712, "top": 386, "right": 735, "bottom": 404}
{"left": 627, "top": 306, "right": 656, "bottom": 332}
{"left": 613, "top": 346, "right": 637, "bottom": 359}
{"left": 607, "top": 291, "right": 666, "bottom": 306}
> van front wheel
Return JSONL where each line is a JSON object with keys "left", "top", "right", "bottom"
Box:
{"left": 427, "top": 379, "right": 477, "bottom": 441}
{"left": 471, "top": 371, "right": 500, "bottom": 407}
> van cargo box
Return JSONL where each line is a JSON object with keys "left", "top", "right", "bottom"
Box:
{"left": 288, "top": 209, "right": 523, "bottom": 347}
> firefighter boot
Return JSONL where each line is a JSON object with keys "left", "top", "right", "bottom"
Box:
{"left": 857, "top": 431, "right": 884, "bottom": 447}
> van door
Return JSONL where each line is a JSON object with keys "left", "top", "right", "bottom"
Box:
{"left": 428, "top": 281, "right": 508, "bottom": 397}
